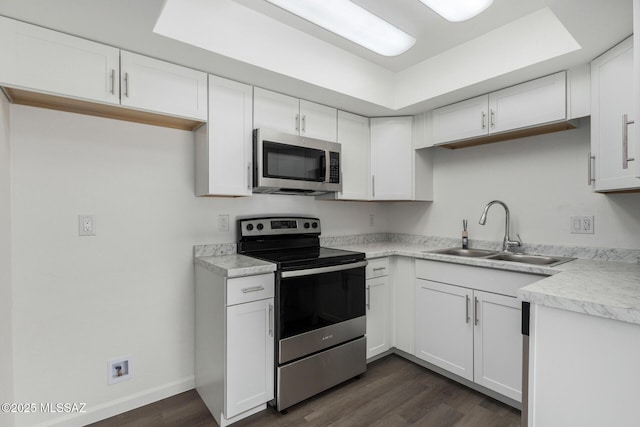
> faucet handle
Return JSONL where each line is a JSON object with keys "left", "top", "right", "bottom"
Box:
{"left": 515, "top": 233, "right": 523, "bottom": 245}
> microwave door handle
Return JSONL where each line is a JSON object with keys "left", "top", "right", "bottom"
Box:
{"left": 320, "top": 150, "right": 329, "bottom": 182}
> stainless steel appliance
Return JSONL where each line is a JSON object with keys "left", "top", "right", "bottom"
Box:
{"left": 522, "top": 301, "right": 530, "bottom": 427}
{"left": 238, "top": 216, "right": 366, "bottom": 412}
{"left": 253, "top": 129, "right": 342, "bottom": 195}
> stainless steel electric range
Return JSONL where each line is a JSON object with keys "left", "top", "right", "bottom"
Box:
{"left": 237, "top": 216, "right": 367, "bottom": 412}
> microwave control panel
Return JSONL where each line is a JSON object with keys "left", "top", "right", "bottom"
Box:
{"left": 329, "top": 152, "right": 340, "bottom": 183}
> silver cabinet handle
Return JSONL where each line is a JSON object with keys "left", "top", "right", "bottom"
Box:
{"left": 124, "top": 72, "right": 130, "bottom": 98}
{"left": 622, "top": 114, "right": 635, "bottom": 169}
{"left": 366, "top": 285, "right": 371, "bottom": 310}
{"left": 588, "top": 152, "right": 595, "bottom": 185}
{"left": 268, "top": 303, "right": 273, "bottom": 337}
{"left": 247, "top": 162, "right": 252, "bottom": 191}
{"left": 241, "top": 285, "right": 264, "bottom": 293}
{"left": 372, "top": 267, "right": 386, "bottom": 271}
{"left": 490, "top": 109, "right": 495, "bottom": 128}
{"left": 295, "top": 113, "right": 300, "bottom": 132}
{"left": 474, "top": 296, "right": 479, "bottom": 326}
{"left": 372, "top": 175, "right": 375, "bottom": 198}
{"left": 302, "top": 115, "right": 306, "bottom": 133}
{"left": 465, "top": 295, "right": 470, "bottom": 324}
{"left": 481, "top": 111, "right": 486, "bottom": 130}
{"left": 110, "top": 69, "right": 116, "bottom": 95}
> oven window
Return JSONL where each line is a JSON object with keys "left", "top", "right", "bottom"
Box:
{"left": 263, "top": 141, "right": 325, "bottom": 182}
{"left": 279, "top": 267, "right": 365, "bottom": 339}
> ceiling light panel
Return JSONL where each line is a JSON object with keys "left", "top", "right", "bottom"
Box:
{"left": 419, "top": 0, "right": 494, "bottom": 22}
{"left": 264, "top": 0, "right": 416, "bottom": 57}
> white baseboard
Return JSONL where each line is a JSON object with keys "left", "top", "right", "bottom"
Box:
{"left": 31, "top": 376, "right": 195, "bottom": 427}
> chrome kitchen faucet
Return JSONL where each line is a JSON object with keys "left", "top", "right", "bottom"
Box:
{"left": 478, "top": 200, "right": 522, "bottom": 252}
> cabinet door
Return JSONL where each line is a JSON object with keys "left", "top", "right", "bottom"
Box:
{"left": 196, "top": 75, "right": 253, "bottom": 196}
{"left": 299, "top": 99, "right": 337, "bottom": 142}
{"left": 473, "top": 291, "right": 522, "bottom": 402}
{"left": 432, "top": 95, "right": 488, "bottom": 144}
{"left": 253, "top": 87, "right": 300, "bottom": 135}
{"left": 370, "top": 117, "right": 413, "bottom": 200}
{"left": 336, "top": 111, "right": 370, "bottom": 200}
{"left": 591, "top": 38, "right": 640, "bottom": 191}
{"left": 366, "top": 276, "right": 390, "bottom": 359}
{"left": 415, "top": 279, "right": 473, "bottom": 381}
{"left": 225, "top": 298, "right": 274, "bottom": 419}
{"left": 120, "top": 51, "right": 207, "bottom": 120}
{"left": 489, "top": 71, "right": 566, "bottom": 134}
{"left": 0, "top": 16, "right": 119, "bottom": 105}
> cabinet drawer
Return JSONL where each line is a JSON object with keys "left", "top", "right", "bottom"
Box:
{"left": 415, "top": 259, "right": 543, "bottom": 298}
{"left": 366, "top": 257, "right": 389, "bottom": 278}
{"left": 227, "top": 273, "right": 274, "bottom": 306}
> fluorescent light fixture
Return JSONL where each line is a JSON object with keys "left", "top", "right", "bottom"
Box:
{"left": 264, "top": 0, "right": 416, "bottom": 57}
{"left": 419, "top": 0, "right": 494, "bottom": 22}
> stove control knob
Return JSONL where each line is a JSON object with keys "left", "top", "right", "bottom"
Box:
{"left": 257, "top": 223, "right": 264, "bottom": 230}
{"left": 312, "top": 222, "right": 318, "bottom": 229}
{"left": 246, "top": 224, "right": 254, "bottom": 231}
{"left": 304, "top": 222, "right": 310, "bottom": 229}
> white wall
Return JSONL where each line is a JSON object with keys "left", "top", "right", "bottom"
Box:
{"left": 0, "top": 91, "right": 14, "bottom": 427}
{"left": 388, "top": 119, "right": 640, "bottom": 250}
{"left": 8, "top": 105, "right": 386, "bottom": 427}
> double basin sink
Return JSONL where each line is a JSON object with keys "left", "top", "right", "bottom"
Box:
{"left": 426, "top": 247, "right": 574, "bottom": 267}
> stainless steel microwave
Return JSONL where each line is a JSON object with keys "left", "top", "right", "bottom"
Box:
{"left": 253, "top": 128, "right": 342, "bottom": 195}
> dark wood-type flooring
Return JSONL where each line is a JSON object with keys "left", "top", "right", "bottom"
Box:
{"left": 88, "top": 354, "right": 521, "bottom": 427}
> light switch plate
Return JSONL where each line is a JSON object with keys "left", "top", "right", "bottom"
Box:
{"left": 218, "top": 214, "right": 230, "bottom": 232}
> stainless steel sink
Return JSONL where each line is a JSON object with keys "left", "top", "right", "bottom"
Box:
{"left": 485, "top": 253, "right": 574, "bottom": 267}
{"left": 426, "top": 248, "right": 498, "bottom": 257}
{"left": 424, "top": 247, "right": 575, "bottom": 267}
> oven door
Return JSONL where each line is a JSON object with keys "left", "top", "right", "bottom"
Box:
{"left": 277, "top": 261, "right": 366, "bottom": 364}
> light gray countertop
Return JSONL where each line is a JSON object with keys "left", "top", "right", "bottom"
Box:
{"left": 195, "top": 239, "right": 640, "bottom": 325}
{"left": 195, "top": 254, "right": 276, "bottom": 278}
{"left": 329, "top": 241, "right": 640, "bottom": 326}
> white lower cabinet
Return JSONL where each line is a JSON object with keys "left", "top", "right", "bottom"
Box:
{"left": 365, "top": 258, "right": 390, "bottom": 359}
{"left": 226, "top": 298, "right": 274, "bottom": 418}
{"left": 414, "top": 259, "right": 543, "bottom": 403}
{"left": 473, "top": 290, "right": 523, "bottom": 401}
{"left": 195, "top": 269, "right": 274, "bottom": 426}
{"left": 415, "top": 280, "right": 474, "bottom": 381}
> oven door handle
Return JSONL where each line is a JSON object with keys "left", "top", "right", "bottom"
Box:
{"left": 280, "top": 260, "right": 368, "bottom": 278}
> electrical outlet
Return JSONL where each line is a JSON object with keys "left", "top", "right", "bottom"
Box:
{"left": 78, "top": 215, "right": 96, "bottom": 236}
{"left": 570, "top": 216, "right": 594, "bottom": 234}
{"left": 108, "top": 356, "right": 132, "bottom": 385}
{"left": 218, "top": 214, "right": 230, "bottom": 232}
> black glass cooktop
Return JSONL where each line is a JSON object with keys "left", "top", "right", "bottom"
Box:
{"left": 248, "top": 247, "right": 365, "bottom": 270}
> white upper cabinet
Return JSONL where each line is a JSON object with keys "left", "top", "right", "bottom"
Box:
{"left": 0, "top": 16, "right": 207, "bottom": 128}
{"left": 253, "top": 88, "right": 300, "bottom": 135}
{"left": 253, "top": 87, "right": 337, "bottom": 141}
{"left": 120, "top": 51, "right": 207, "bottom": 120}
{"left": 590, "top": 37, "right": 640, "bottom": 192}
{"left": 196, "top": 75, "right": 253, "bottom": 197}
{"left": 370, "top": 117, "right": 414, "bottom": 200}
{"left": 299, "top": 99, "right": 338, "bottom": 141}
{"left": 334, "top": 111, "right": 370, "bottom": 201}
{"left": 432, "top": 72, "right": 568, "bottom": 147}
{"left": 0, "top": 15, "right": 119, "bottom": 105}
{"left": 433, "top": 95, "right": 488, "bottom": 144}
{"left": 488, "top": 71, "right": 566, "bottom": 134}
